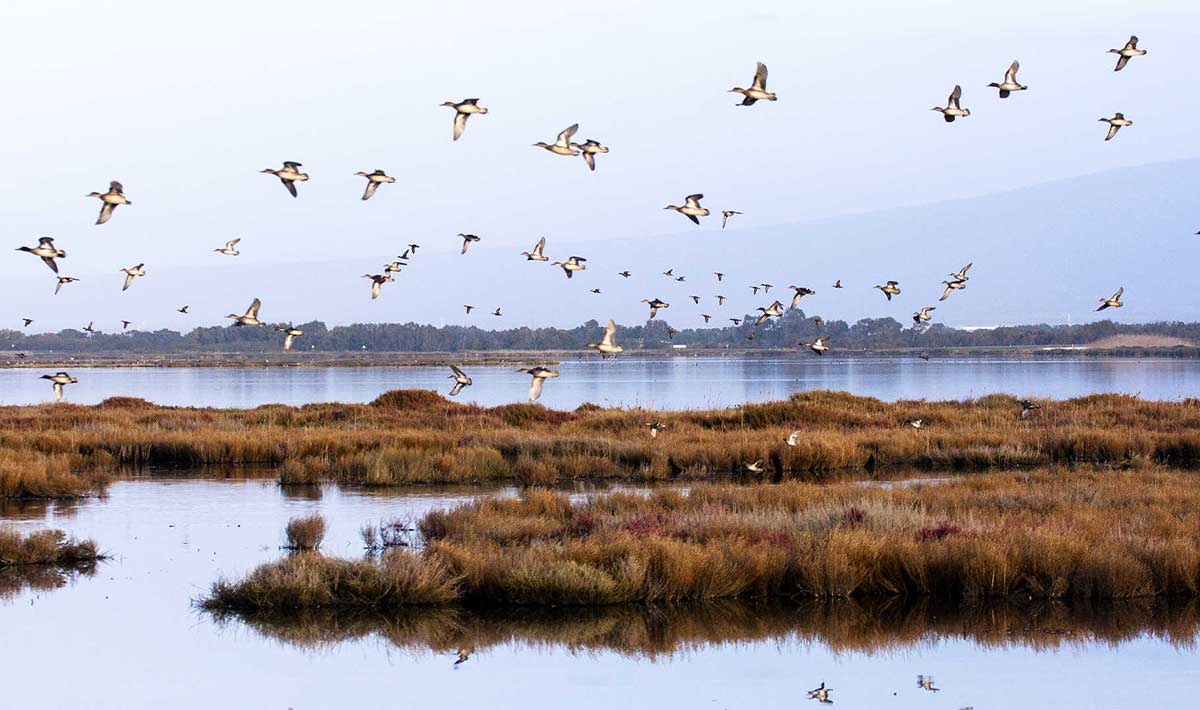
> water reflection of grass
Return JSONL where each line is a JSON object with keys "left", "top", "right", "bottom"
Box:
{"left": 0, "top": 527, "right": 105, "bottom": 600}
{"left": 6, "top": 389, "right": 1200, "bottom": 498}
{"left": 202, "top": 467, "right": 1200, "bottom": 609}
{"left": 206, "top": 598, "right": 1200, "bottom": 657}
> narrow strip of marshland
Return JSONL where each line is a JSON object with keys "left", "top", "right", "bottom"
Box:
{"left": 6, "top": 389, "right": 1200, "bottom": 499}
{"left": 201, "top": 467, "right": 1200, "bottom": 609}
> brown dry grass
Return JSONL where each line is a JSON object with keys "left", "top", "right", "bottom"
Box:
{"left": 5, "top": 391, "right": 1200, "bottom": 491}
{"left": 0, "top": 527, "right": 103, "bottom": 567}
{"left": 203, "top": 467, "right": 1200, "bottom": 609}
{"left": 283, "top": 515, "right": 326, "bottom": 551}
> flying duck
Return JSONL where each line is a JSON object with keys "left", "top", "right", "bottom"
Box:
{"left": 587, "top": 319, "right": 624, "bottom": 357}
{"left": 1019, "top": 399, "right": 1041, "bottom": 420}
{"left": 874, "top": 281, "right": 901, "bottom": 300}
{"left": 642, "top": 298, "right": 669, "bottom": 318}
{"left": 730, "top": 62, "right": 776, "bottom": 105}
{"left": 760, "top": 283, "right": 773, "bottom": 293}
{"left": 448, "top": 365, "right": 473, "bottom": 396}
{"left": 121, "top": 320, "right": 132, "bottom": 330}
{"left": 363, "top": 273, "right": 393, "bottom": 300}
{"left": 917, "top": 676, "right": 940, "bottom": 692}
{"left": 618, "top": 270, "right": 632, "bottom": 278}
{"left": 21, "top": 318, "right": 33, "bottom": 327}
{"left": 1097, "top": 287, "right": 1124, "bottom": 311}
{"left": 406, "top": 243, "right": 420, "bottom": 254}
{"left": 802, "top": 337, "right": 830, "bottom": 355}
{"left": 87, "top": 181, "right": 131, "bottom": 225}
{"left": 276, "top": 326, "right": 304, "bottom": 351}
{"left": 460, "top": 233, "right": 481, "bottom": 254}
{"left": 227, "top": 298, "right": 265, "bottom": 326}
{"left": 522, "top": 237, "right": 549, "bottom": 261}
{"left": 552, "top": 256, "right": 587, "bottom": 278}
{"left": 589, "top": 288, "right": 601, "bottom": 294}
{"left": 492, "top": 307, "right": 502, "bottom": 317}
{"left": 908, "top": 419, "right": 926, "bottom": 429}
{"left": 939, "top": 280, "right": 966, "bottom": 301}
{"left": 454, "top": 647, "right": 473, "bottom": 666}
{"left": 464, "top": 305, "right": 475, "bottom": 314}
{"left": 82, "top": 321, "right": 96, "bottom": 334}
{"left": 813, "top": 316, "right": 823, "bottom": 326}
{"left": 573, "top": 139, "right": 609, "bottom": 171}
{"left": 518, "top": 366, "right": 559, "bottom": 401}
{"left": 833, "top": 280, "right": 842, "bottom": 289}
{"left": 18, "top": 237, "right": 65, "bottom": 273}
{"left": 1099, "top": 113, "right": 1132, "bottom": 141}
{"left": 714, "top": 272, "right": 724, "bottom": 281}
{"left": 913, "top": 306, "right": 936, "bottom": 326}
{"left": 932, "top": 85, "right": 970, "bottom": 122}
{"left": 751, "top": 285, "right": 760, "bottom": 295}
{"left": 988, "top": 61, "right": 1027, "bottom": 97}
{"left": 701, "top": 314, "right": 712, "bottom": 322}
{"left": 383, "top": 261, "right": 405, "bottom": 275}
{"left": 674, "top": 275, "right": 686, "bottom": 283}
{"left": 786, "top": 430, "right": 802, "bottom": 446}
{"left": 721, "top": 210, "right": 742, "bottom": 229}
{"left": 689, "top": 295, "right": 701, "bottom": 304}
{"left": 1108, "top": 36, "right": 1146, "bottom": 71}
{"left": 355, "top": 170, "right": 395, "bottom": 200}
{"left": 950, "top": 262, "right": 972, "bottom": 282}
{"left": 441, "top": 99, "right": 488, "bottom": 141}
{"left": 744, "top": 460, "right": 765, "bottom": 474}
{"left": 54, "top": 276, "right": 79, "bottom": 295}
{"left": 754, "top": 300, "right": 784, "bottom": 325}
{"left": 534, "top": 124, "right": 580, "bottom": 156}
{"left": 663, "top": 269, "right": 674, "bottom": 277}
{"left": 729, "top": 318, "right": 742, "bottom": 325}
{"left": 646, "top": 422, "right": 667, "bottom": 439}
{"left": 178, "top": 305, "right": 189, "bottom": 314}
{"left": 88, "top": 181, "right": 131, "bottom": 225}
{"left": 807, "top": 683, "right": 832, "bottom": 704}
{"left": 716, "top": 295, "right": 726, "bottom": 305}
{"left": 260, "top": 162, "right": 308, "bottom": 198}
{"left": 788, "top": 286, "right": 815, "bottom": 309}
{"left": 664, "top": 194, "right": 709, "bottom": 225}
{"left": 41, "top": 372, "right": 78, "bottom": 402}
{"left": 120, "top": 264, "right": 145, "bottom": 291}
{"left": 215, "top": 238, "right": 241, "bottom": 256}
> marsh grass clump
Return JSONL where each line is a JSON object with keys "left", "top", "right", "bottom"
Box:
{"left": 283, "top": 515, "right": 326, "bottom": 551}
{"left": 203, "top": 467, "right": 1200, "bottom": 610}
{"left": 361, "top": 517, "right": 418, "bottom": 552}
{"left": 0, "top": 527, "right": 104, "bottom": 567}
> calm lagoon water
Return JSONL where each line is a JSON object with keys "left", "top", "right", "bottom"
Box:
{"left": 1, "top": 356, "right": 1198, "bottom": 408}
{"left": 2, "top": 479, "right": 1199, "bottom": 709}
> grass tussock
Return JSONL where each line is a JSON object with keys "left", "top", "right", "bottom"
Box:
{"left": 0, "top": 527, "right": 104, "bottom": 568}
{"left": 283, "top": 515, "right": 326, "bottom": 551}
{"left": 203, "top": 467, "right": 1200, "bottom": 609}
{"left": 4, "top": 390, "right": 1200, "bottom": 488}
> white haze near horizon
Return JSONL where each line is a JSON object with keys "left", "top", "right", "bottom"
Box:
{"left": 1, "top": 0, "right": 1198, "bottom": 333}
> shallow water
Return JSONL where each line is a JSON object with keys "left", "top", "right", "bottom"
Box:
{"left": 2, "top": 478, "right": 1199, "bottom": 709}
{"left": 2, "top": 356, "right": 1199, "bottom": 408}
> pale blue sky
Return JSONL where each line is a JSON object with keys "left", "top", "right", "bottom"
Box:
{"left": 1, "top": 1, "right": 1197, "bottom": 330}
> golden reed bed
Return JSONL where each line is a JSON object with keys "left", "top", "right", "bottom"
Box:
{"left": 6, "top": 389, "right": 1200, "bottom": 498}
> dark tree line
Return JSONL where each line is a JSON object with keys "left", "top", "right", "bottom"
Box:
{"left": 1, "top": 310, "right": 1195, "bottom": 354}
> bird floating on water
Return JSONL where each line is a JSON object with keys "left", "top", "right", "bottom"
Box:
{"left": 574, "top": 139, "right": 609, "bottom": 171}
{"left": 932, "top": 85, "right": 970, "bottom": 122}
{"left": 522, "top": 237, "right": 549, "bottom": 261}
{"left": 276, "top": 326, "right": 304, "bottom": 351}
{"left": 642, "top": 298, "right": 669, "bottom": 318}
{"left": 587, "top": 320, "right": 624, "bottom": 358}
{"left": 1096, "top": 287, "right": 1124, "bottom": 311}
{"left": 534, "top": 124, "right": 580, "bottom": 156}
{"left": 54, "top": 276, "right": 79, "bottom": 295}
{"left": 41, "top": 372, "right": 78, "bottom": 402}
{"left": 260, "top": 162, "right": 308, "bottom": 198}
{"left": 987, "top": 61, "right": 1027, "bottom": 97}
{"left": 448, "top": 365, "right": 473, "bottom": 396}
{"left": 215, "top": 238, "right": 241, "bottom": 256}
{"left": 18, "top": 237, "right": 65, "bottom": 273}
{"left": 1099, "top": 113, "right": 1132, "bottom": 141}
{"left": 664, "top": 194, "right": 709, "bottom": 225}
{"left": 355, "top": 170, "right": 395, "bottom": 201}
{"left": 874, "top": 281, "right": 901, "bottom": 300}
{"left": 442, "top": 99, "right": 488, "bottom": 141}
{"left": 730, "top": 62, "right": 776, "bottom": 105}
{"left": 460, "top": 233, "right": 481, "bottom": 254}
{"left": 552, "top": 256, "right": 587, "bottom": 278}
{"left": 363, "top": 273, "right": 393, "bottom": 300}
{"left": 227, "top": 298, "right": 265, "bottom": 326}
{"left": 1108, "top": 36, "right": 1146, "bottom": 71}
{"left": 88, "top": 181, "right": 132, "bottom": 225}
{"left": 518, "top": 366, "right": 559, "bottom": 401}
{"left": 120, "top": 264, "right": 145, "bottom": 292}
{"left": 721, "top": 210, "right": 742, "bottom": 229}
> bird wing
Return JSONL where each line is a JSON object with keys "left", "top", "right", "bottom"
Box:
{"left": 449, "top": 382, "right": 465, "bottom": 396}
{"left": 684, "top": 194, "right": 704, "bottom": 207}
{"left": 247, "top": 298, "right": 262, "bottom": 318}
{"left": 283, "top": 333, "right": 294, "bottom": 351}
{"left": 109, "top": 180, "right": 124, "bottom": 193}
{"left": 752, "top": 62, "right": 768, "bottom": 91}
{"left": 281, "top": 178, "right": 298, "bottom": 197}
{"left": 227, "top": 238, "right": 241, "bottom": 248}
{"left": 1105, "top": 123, "right": 1119, "bottom": 141}
{"left": 555, "top": 123, "right": 579, "bottom": 148}
{"left": 453, "top": 112, "right": 468, "bottom": 141}
{"left": 529, "top": 376, "right": 544, "bottom": 401}
{"left": 42, "top": 256, "right": 59, "bottom": 273}
{"left": 939, "top": 285, "right": 953, "bottom": 301}
{"left": 1126, "top": 35, "right": 1139, "bottom": 50}
{"left": 1005, "top": 61, "right": 1019, "bottom": 83}
{"left": 1114, "top": 55, "right": 1129, "bottom": 71}
{"left": 450, "top": 364, "right": 466, "bottom": 378}
{"left": 53, "top": 382, "right": 63, "bottom": 401}
{"left": 961, "top": 262, "right": 972, "bottom": 276}
{"left": 582, "top": 152, "right": 595, "bottom": 171}
{"left": 534, "top": 237, "right": 545, "bottom": 255}
{"left": 371, "top": 281, "right": 381, "bottom": 299}
{"left": 686, "top": 214, "right": 699, "bottom": 225}
{"left": 1113, "top": 287, "right": 1124, "bottom": 300}
{"left": 948, "top": 84, "right": 962, "bottom": 108}
{"left": 97, "top": 202, "right": 114, "bottom": 225}
{"left": 38, "top": 237, "right": 55, "bottom": 246}
{"left": 362, "top": 181, "right": 378, "bottom": 201}
{"left": 282, "top": 162, "right": 302, "bottom": 171}
{"left": 601, "top": 320, "right": 617, "bottom": 346}
{"left": 123, "top": 273, "right": 134, "bottom": 291}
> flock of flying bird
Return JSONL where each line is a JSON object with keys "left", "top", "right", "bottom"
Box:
{"left": 18, "top": 36, "right": 1148, "bottom": 403}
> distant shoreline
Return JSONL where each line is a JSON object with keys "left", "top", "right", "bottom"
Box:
{"left": 2, "top": 343, "right": 1198, "bottom": 369}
